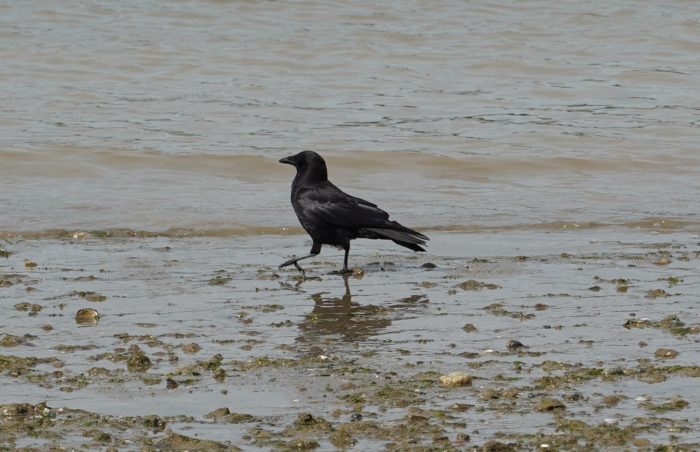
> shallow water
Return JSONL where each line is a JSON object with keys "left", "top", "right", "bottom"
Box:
{"left": 2, "top": 230, "right": 700, "bottom": 448}
{"left": 2, "top": 0, "right": 700, "bottom": 449}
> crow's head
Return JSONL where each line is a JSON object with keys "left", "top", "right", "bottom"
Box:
{"left": 279, "top": 151, "right": 328, "bottom": 182}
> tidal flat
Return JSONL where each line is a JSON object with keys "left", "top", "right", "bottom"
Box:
{"left": 1, "top": 228, "right": 700, "bottom": 450}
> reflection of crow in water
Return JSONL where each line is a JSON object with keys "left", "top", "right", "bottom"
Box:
{"left": 296, "top": 275, "right": 391, "bottom": 342}
{"left": 279, "top": 151, "right": 429, "bottom": 274}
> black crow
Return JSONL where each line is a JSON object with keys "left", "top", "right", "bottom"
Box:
{"left": 278, "top": 151, "right": 429, "bottom": 274}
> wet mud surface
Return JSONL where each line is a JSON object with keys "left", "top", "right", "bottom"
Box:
{"left": 1, "top": 229, "right": 700, "bottom": 450}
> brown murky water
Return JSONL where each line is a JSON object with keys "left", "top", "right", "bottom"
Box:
{"left": 2, "top": 0, "right": 700, "bottom": 449}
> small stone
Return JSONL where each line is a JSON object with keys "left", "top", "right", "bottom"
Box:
{"left": 536, "top": 398, "right": 566, "bottom": 412}
{"left": 24, "top": 259, "right": 38, "bottom": 269}
{"left": 654, "top": 348, "right": 679, "bottom": 359}
{"left": 181, "top": 343, "right": 201, "bottom": 354}
{"left": 439, "top": 371, "right": 472, "bottom": 387}
{"left": 126, "top": 345, "right": 151, "bottom": 372}
{"left": 204, "top": 407, "right": 230, "bottom": 420}
{"left": 462, "top": 323, "right": 477, "bottom": 333}
{"left": 588, "top": 285, "right": 601, "bottom": 292}
{"left": 602, "top": 395, "right": 621, "bottom": 407}
{"left": 456, "top": 432, "right": 470, "bottom": 442}
{"left": 421, "top": 262, "right": 437, "bottom": 269}
{"left": 646, "top": 289, "right": 669, "bottom": 299}
{"left": 506, "top": 340, "right": 527, "bottom": 351}
{"left": 75, "top": 308, "right": 100, "bottom": 325}
{"left": 165, "top": 378, "right": 179, "bottom": 390}
{"left": 143, "top": 415, "right": 167, "bottom": 432}
{"left": 654, "top": 257, "right": 672, "bottom": 266}
{"left": 350, "top": 413, "right": 363, "bottom": 421}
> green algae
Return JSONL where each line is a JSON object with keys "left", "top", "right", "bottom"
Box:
{"left": 641, "top": 398, "right": 689, "bottom": 412}
{"left": 624, "top": 315, "right": 700, "bottom": 336}
{"left": 13, "top": 302, "right": 42, "bottom": 313}
{"left": 0, "top": 273, "right": 24, "bottom": 287}
{"left": 535, "top": 397, "right": 566, "bottom": 412}
{"left": 533, "top": 366, "right": 604, "bottom": 389}
{"left": 72, "top": 290, "right": 108, "bottom": 302}
{"left": 208, "top": 275, "right": 232, "bottom": 285}
{"left": 205, "top": 407, "right": 260, "bottom": 424}
{"left": 156, "top": 429, "right": 240, "bottom": 451}
{"left": 484, "top": 302, "right": 535, "bottom": 320}
{"left": 456, "top": 279, "right": 501, "bottom": 291}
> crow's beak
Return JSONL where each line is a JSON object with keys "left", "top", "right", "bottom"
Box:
{"left": 279, "top": 156, "right": 294, "bottom": 165}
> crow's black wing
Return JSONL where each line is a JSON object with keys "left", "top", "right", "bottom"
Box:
{"left": 296, "top": 183, "right": 390, "bottom": 230}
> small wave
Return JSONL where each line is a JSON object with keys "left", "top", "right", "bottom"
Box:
{"left": 1, "top": 217, "right": 697, "bottom": 241}
{"left": 2, "top": 146, "right": 695, "bottom": 181}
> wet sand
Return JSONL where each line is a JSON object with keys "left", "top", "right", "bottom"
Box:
{"left": 2, "top": 228, "right": 700, "bottom": 449}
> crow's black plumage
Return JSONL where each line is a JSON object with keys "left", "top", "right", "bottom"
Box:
{"left": 278, "top": 151, "right": 429, "bottom": 274}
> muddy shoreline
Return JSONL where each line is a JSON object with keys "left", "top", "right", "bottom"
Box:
{"left": 1, "top": 229, "right": 700, "bottom": 450}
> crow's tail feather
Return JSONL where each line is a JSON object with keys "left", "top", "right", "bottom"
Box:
{"left": 360, "top": 224, "right": 429, "bottom": 252}
{"left": 392, "top": 240, "right": 426, "bottom": 252}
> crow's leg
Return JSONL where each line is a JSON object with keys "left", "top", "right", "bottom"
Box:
{"left": 330, "top": 244, "right": 353, "bottom": 275}
{"left": 279, "top": 242, "right": 321, "bottom": 275}
{"left": 343, "top": 245, "right": 350, "bottom": 272}
{"left": 278, "top": 253, "right": 316, "bottom": 275}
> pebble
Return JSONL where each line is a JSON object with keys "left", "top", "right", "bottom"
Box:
{"left": 75, "top": 308, "right": 100, "bottom": 325}
{"left": 535, "top": 398, "right": 566, "bottom": 412}
{"left": 462, "top": 324, "right": 477, "bottom": 333}
{"left": 507, "top": 340, "right": 527, "bottom": 351}
{"left": 654, "top": 348, "right": 679, "bottom": 359}
{"left": 456, "top": 433, "right": 470, "bottom": 442}
{"left": 439, "top": 372, "right": 472, "bottom": 387}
